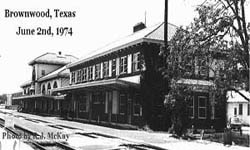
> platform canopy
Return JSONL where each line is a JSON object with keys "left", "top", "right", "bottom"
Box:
{"left": 12, "top": 94, "right": 65, "bottom": 101}
{"left": 52, "top": 76, "right": 140, "bottom": 94}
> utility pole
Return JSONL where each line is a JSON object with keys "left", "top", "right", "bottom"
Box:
{"left": 164, "top": 0, "right": 168, "bottom": 48}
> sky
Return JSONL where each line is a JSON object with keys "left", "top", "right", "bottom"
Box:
{"left": 0, "top": 0, "right": 249, "bottom": 94}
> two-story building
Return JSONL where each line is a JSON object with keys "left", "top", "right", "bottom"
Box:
{"left": 11, "top": 21, "right": 230, "bottom": 131}
{"left": 173, "top": 50, "right": 227, "bottom": 130}
{"left": 52, "top": 22, "right": 229, "bottom": 130}
{"left": 52, "top": 22, "right": 178, "bottom": 129}
{"left": 13, "top": 52, "right": 78, "bottom": 115}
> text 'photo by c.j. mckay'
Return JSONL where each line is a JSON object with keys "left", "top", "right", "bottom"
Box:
{"left": 0, "top": 0, "right": 249, "bottom": 149}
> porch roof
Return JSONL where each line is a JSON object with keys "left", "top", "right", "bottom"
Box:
{"left": 176, "top": 78, "right": 215, "bottom": 92}
{"left": 52, "top": 76, "right": 140, "bottom": 93}
{"left": 176, "top": 78, "right": 215, "bottom": 86}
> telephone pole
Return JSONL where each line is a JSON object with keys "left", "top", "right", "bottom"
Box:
{"left": 164, "top": 0, "right": 168, "bottom": 48}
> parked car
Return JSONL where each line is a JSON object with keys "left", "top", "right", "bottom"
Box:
{"left": 230, "top": 117, "right": 242, "bottom": 130}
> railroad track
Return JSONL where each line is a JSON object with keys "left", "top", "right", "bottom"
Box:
{"left": 0, "top": 113, "right": 168, "bottom": 150}
{"left": 0, "top": 117, "right": 77, "bottom": 150}
{"left": 30, "top": 141, "right": 76, "bottom": 150}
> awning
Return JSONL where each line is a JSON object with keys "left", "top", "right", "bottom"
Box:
{"left": 52, "top": 77, "right": 140, "bottom": 94}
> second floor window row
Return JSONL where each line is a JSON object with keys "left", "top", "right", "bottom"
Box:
{"left": 70, "top": 52, "right": 142, "bottom": 84}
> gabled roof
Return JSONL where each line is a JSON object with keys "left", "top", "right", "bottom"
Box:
{"left": 28, "top": 52, "right": 78, "bottom": 66}
{"left": 68, "top": 22, "right": 177, "bottom": 68}
{"left": 227, "top": 90, "right": 250, "bottom": 103}
{"left": 38, "top": 66, "right": 69, "bottom": 82}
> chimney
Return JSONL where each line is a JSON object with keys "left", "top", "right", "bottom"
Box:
{"left": 133, "top": 22, "right": 146, "bottom": 33}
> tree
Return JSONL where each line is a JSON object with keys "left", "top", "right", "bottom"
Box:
{"left": 164, "top": 85, "right": 190, "bottom": 136}
{"left": 160, "top": 0, "right": 249, "bottom": 136}
{"left": 0, "top": 94, "right": 7, "bottom": 104}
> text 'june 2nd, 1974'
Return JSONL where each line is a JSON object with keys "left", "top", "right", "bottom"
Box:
{"left": 3, "top": 9, "right": 76, "bottom": 37}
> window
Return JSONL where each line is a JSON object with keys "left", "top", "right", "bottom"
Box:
{"left": 79, "top": 95, "right": 88, "bottom": 112}
{"left": 185, "top": 56, "right": 193, "bottom": 76}
{"left": 187, "top": 96, "right": 194, "bottom": 118}
{"left": 47, "top": 83, "right": 51, "bottom": 95}
{"left": 248, "top": 104, "right": 250, "bottom": 116}
{"left": 133, "top": 94, "right": 142, "bottom": 116}
{"left": 92, "top": 92, "right": 105, "bottom": 105}
{"left": 58, "top": 101, "right": 61, "bottom": 110}
{"left": 71, "top": 72, "right": 76, "bottom": 84}
{"left": 53, "top": 82, "right": 58, "bottom": 89}
{"left": 95, "top": 64, "right": 101, "bottom": 79}
{"left": 103, "top": 61, "right": 109, "bottom": 78}
{"left": 76, "top": 70, "right": 82, "bottom": 83}
{"left": 234, "top": 107, "right": 237, "bottom": 116}
{"left": 112, "top": 59, "right": 116, "bottom": 77}
{"left": 41, "top": 85, "right": 46, "bottom": 95}
{"left": 82, "top": 68, "right": 87, "bottom": 81}
{"left": 105, "top": 92, "right": 112, "bottom": 114}
{"left": 55, "top": 100, "right": 60, "bottom": 110}
{"left": 27, "top": 88, "right": 30, "bottom": 95}
{"left": 215, "top": 60, "right": 225, "bottom": 78}
{"left": 132, "top": 52, "right": 140, "bottom": 72}
{"left": 32, "top": 66, "right": 36, "bottom": 81}
{"left": 239, "top": 104, "right": 243, "bottom": 115}
{"left": 50, "top": 101, "right": 54, "bottom": 110}
{"left": 41, "top": 70, "right": 46, "bottom": 76}
{"left": 119, "top": 93, "right": 127, "bottom": 115}
{"left": 198, "top": 96, "right": 207, "bottom": 119}
{"left": 120, "top": 56, "right": 128, "bottom": 74}
{"left": 198, "top": 59, "right": 208, "bottom": 77}
{"left": 88, "top": 66, "right": 93, "bottom": 80}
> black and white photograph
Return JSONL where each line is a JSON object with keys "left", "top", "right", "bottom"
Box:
{"left": 0, "top": 0, "right": 249, "bottom": 149}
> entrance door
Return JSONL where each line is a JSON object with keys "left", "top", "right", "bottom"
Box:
{"left": 119, "top": 93, "right": 127, "bottom": 123}
{"left": 92, "top": 92, "right": 105, "bottom": 121}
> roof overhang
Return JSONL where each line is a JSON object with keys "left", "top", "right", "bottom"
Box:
{"left": 38, "top": 73, "right": 68, "bottom": 82}
{"left": 67, "top": 22, "right": 178, "bottom": 69}
{"left": 28, "top": 60, "right": 68, "bottom": 66}
{"left": 67, "top": 38, "right": 163, "bottom": 69}
{"left": 52, "top": 77, "right": 140, "bottom": 94}
{"left": 12, "top": 94, "right": 64, "bottom": 101}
